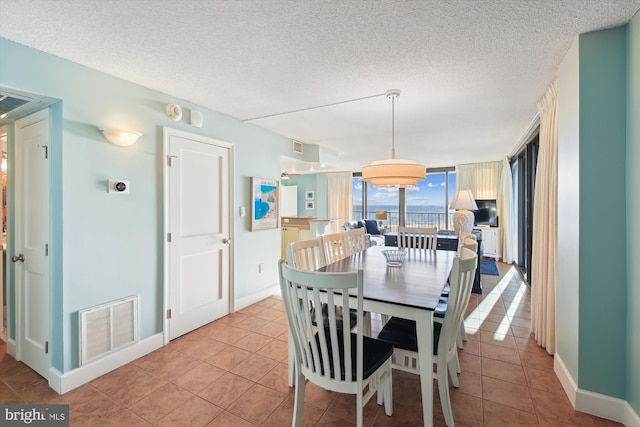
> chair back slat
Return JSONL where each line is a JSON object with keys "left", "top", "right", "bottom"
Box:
{"left": 397, "top": 227, "right": 438, "bottom": 251}
{"left": 279, "top": 260, "right": 364, "bottom": 385}
{"left": 440, "top": 248, "right": 477, "bottom": 357}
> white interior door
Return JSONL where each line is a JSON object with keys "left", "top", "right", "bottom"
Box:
{"left": 14, "top": 109, "right": 50, "bottom": 378}
{"left": 166, "top": 129, "right": 232, "bottom": 340}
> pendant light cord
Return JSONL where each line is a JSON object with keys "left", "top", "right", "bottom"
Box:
{"left": 391, "top": 94, "right": 396, "bottom": 160}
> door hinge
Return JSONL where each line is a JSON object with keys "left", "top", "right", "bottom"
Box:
{"left": 167, "top": 232, "right": 172, "bottom": 242}
{"left": 45, "top": 341, "right": 49, "bottom": 354}
{"left": 166, "top": 309, "right": 172, "bottom": 319}
{"left": 39, "top": 144, "right": 48, "bottom": 159}
{"left": 45, "top": 244, "right": 49, "bottom": 256}
{"left": 167, "top": 155, "right": 177, "bottom": 166}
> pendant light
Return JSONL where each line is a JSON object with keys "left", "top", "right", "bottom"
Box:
{"left": 361, "top": 89, "right": 426, "bottom": 187}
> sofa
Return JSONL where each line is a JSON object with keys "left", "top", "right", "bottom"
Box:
{"left": 341, "top": 220, "right": 385, "bottom": 246}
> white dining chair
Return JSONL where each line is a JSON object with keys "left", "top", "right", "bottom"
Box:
{"left": 286, "top": 237, "right": 326, "bottom": 272}
{"left": 344, "top": 228, "right": 368, "bottom": 255}
{"left": 376, "top": 247, "right": 477, "bottom": 427}
{"left": 321, "top": 232, "right": 349, "bottom": 264}
{"left": 438, "top": 237, "right": 479, "bottom": 350}
{"left": 397, "top": 226, "right": 438, "bottom": 251}
{"left": 278, "top": 260, "right": 393, "bottom": 427}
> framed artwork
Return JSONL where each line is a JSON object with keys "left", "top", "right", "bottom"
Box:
{"left": 305, "top": 190, "right": 314, "bottom": 200}
{"left": 251, "top": 177, "right": 279, "bottom": 231}
{"left": 306, "top": 201, "right": 315, "bottom": 210}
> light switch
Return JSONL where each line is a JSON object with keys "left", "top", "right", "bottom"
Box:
{"left": 239, "top": 207, "right": 246, "bottom": 217}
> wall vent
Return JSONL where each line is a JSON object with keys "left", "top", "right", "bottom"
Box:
{"left": 292, "top": 140, "right": 303, "bottom": 154}
{"left": 79, "top": 296, "right": 138, "bottom": 366}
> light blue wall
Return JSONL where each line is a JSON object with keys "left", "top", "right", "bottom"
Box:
{"left": 578, "top": 26, "right": 627, "bottom": 399}
{"left": 0, "top": 37, "right": 293, "bottom": 372}
{"left": 557, "top": 21, "right": 639, "bottom": 408}
{"left": 286, "top": 173, "right": 329, "bottom": 218}
{"left": 626, "top": 10, "right": 640, "bottom": 415}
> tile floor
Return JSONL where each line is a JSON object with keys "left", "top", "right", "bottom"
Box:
{"left": 0, "top": 262, "right": 623, "bottom": 426}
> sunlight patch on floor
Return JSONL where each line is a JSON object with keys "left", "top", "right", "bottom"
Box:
{"left": 464, "top": 267, "right": 517, "bottom": 338}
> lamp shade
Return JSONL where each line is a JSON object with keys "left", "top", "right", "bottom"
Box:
{"left": 375, "top": 210, "right": 388, "bottom": 220}
{"left": 362, "top": 159, "right": 426, "bottom": 188}
{"left": 450, "top": 190, "right": 478, "bottom": 210}
{"left": 100, "top": 128, "right": 142, "bottom": 147}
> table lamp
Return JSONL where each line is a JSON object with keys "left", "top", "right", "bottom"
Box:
{"left": 375, "top": 210, "right": 388, "bottom": 228}
{"left": 450, "top": 190, "right": 478, "bottom": 235}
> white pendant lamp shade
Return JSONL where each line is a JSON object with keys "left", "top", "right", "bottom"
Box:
{"left": 362, "top": 89, "right": 426, "bottom": 188}
{"left": 362, "top": 159, "right": 426, "bottom": 187}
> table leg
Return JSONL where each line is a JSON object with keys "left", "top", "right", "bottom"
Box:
{"left": 415, "top": 310, "right": 433, "bottom": 427}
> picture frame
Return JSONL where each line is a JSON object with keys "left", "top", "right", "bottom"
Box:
{"left": 305, "top": 201, "right": 315, "bottom": 210}
{"left": 251, "top": 177, "right": 279, "bottom": 231}
{"left": 305, "top": 190, "right": 314, "bottom": 201}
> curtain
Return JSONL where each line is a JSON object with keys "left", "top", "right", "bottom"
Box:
{"left": 456, "top": 161, "right": 500, "bottom": 199}
{"left": 327, "top": 172, "right": 353, "bottom": 233}
{"left": 499, "top": 157, "right": 515, "bottom": 264}
{"left": 531, "top": 81, "right": 558, "bottom": 354}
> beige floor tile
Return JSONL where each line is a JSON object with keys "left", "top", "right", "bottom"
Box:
{"left": 129, "top": 383, "right": 193, "bottom": 424}
{"left": 482, "top": 400, "right": 540, "bottom": 426}
{"left": 482, "top": 376, "right": 535, "bottom": 413}
{"left": 171, "top": 362, "right": 227, "bottom": 393}
{"left": 481, "top": 358, "right": 527, "bottom": 385}
{"left": 227, "top": 383, "right": 287, "bottom": 425}
{"left": 198, "top": 371, "right": 254, "bottom": 409}
{"left": 156, "top": 395, "right": 223, "bottom": 426}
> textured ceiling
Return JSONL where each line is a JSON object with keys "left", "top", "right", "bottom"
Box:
{"left": 1, "top": 0, "right": 639, "bottom": 171}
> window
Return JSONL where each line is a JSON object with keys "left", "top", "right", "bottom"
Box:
{"left": 352, "top": 168, "right": 456, "bottom": 230}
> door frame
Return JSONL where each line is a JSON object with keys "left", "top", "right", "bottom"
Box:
{"left": 162, "top": 127, "right": 235, "bottom": 344}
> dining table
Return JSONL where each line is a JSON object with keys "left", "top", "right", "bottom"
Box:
{"left": 317, "top": 245, "right": 455, "bottom": 427}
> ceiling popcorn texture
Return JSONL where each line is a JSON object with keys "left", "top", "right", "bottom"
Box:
{"left": 1, "top": 0, "right": 639, "bottom": 170}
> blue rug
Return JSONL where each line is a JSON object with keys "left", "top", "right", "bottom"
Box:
{"left": 480, "top": 259, "right": 499, "bottom": 276}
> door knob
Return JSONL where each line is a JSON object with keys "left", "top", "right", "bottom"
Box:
{"left": 12, "top": 253, "right": 25, "bottom": 263}
{"left": 222, "top": 238, "right": 232, "bottom": 244}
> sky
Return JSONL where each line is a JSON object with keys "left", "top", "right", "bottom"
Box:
{"left": 353, "top": 172, "right": 457, "bottom": 208}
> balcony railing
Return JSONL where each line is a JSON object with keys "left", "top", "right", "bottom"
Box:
{"left": 352, "top": 209, "right": 455, "bottom": 230}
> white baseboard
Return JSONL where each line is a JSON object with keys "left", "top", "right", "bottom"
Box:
{"left": 6, "top": 337, "right": 17, "bottom": 358}
{"left": 48, "top": 333, "right": 164, "bottom": 394}
{"left": 554, "top": 354, "right": 577, "bottom": 407}
{"left": 554, "top": 354, "right": 640, "bottom": 425}
{"left": 624, "top": 402, "right": 640, "bottom": 427}
{"left": 234, "top": 284, "right": 280, "bottom": 311}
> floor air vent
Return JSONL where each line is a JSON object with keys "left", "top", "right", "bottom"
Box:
{"left": 79, "top": 296, "right": 138, "bottom": 366}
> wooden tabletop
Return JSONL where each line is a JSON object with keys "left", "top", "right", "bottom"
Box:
{"left": 317, "top": 246, "right": 454, "bottom": 311}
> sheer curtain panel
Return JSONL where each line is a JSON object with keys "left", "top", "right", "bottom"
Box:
{"left": 531, "top": 82, "right": 558, "bottom": 354}
{"left": 327, "top": 172, "right": 353, "bottom": 231}
{"left": 456, "top": 161, "right": 500, "bottom": 199}
{"left": 499, "top": 157, "right": 515, "bottom": 264}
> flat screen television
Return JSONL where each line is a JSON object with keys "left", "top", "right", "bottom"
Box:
{"left": 474, "top": 199, "right": 498, "bottom": 227}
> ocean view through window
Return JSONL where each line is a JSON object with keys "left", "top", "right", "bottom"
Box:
{"left": 353, "top": 170, "right": 456, "bottom": 230}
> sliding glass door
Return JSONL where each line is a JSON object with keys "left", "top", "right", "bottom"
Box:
{"left": 512, "top": 134, "right": 539, "bottom": 283}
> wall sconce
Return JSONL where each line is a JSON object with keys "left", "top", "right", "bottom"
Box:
{"left": 100, "top": 128, "right": 142, "bottom": 147}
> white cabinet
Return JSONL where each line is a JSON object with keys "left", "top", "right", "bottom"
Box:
{"left": 479, "top": 227, "right": 501, "bottom": 260}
